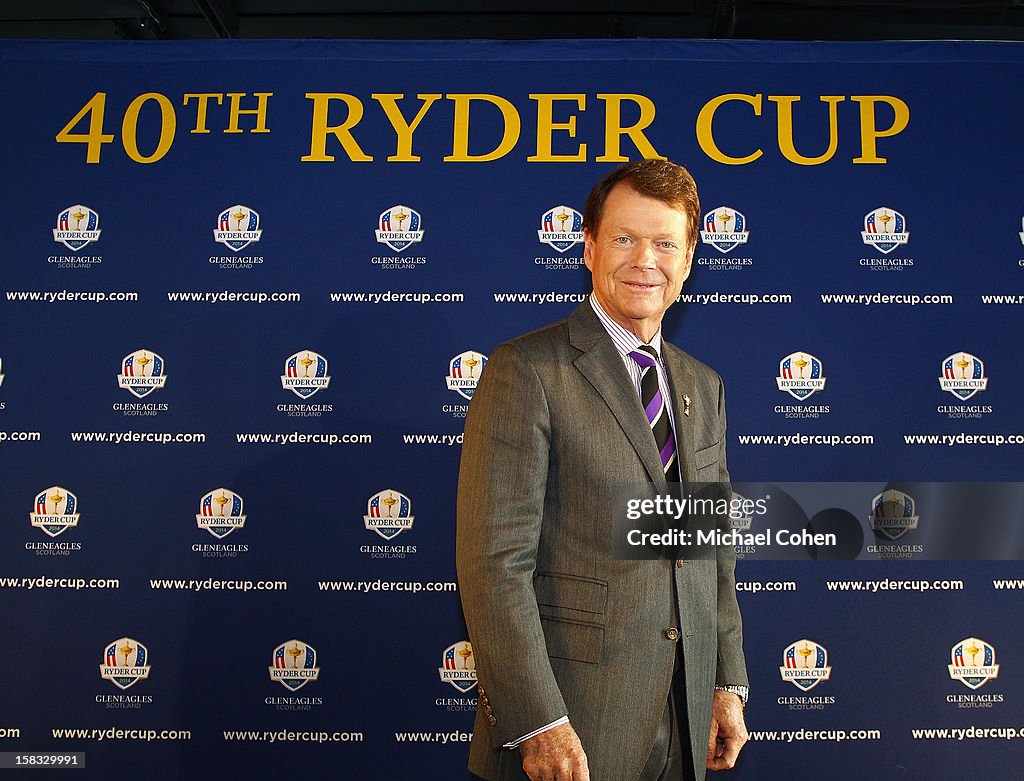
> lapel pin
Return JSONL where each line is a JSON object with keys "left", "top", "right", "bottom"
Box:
{"left": 683, "top": 395, "right": 691, "bottom": 417}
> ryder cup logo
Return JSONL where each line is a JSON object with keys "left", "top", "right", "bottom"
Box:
{"left": 281, "top": 350, "right": 331, "bottom": 399}
{"left": 776, "top": 352, "right": 826, "bottom": 400}
{"left": 939, "top": 352, "right": 988, "bottom": 401}
{"left": 537, "top": 206, "right": 584, "bottom": 253}
{"left": 780, "top": 640, "right": 831, "bottom": 691}
{"left": 376, "top": 205, "right": 424, "bottom": 252}
{"left": 729, "top": 492, "right": 754, "bottom": 532}
{"left": 869, "top": 490, "right": 920, "bottom": 541}
{"left": 100, "top": 638, "right": 151, "bottom": 690}
{"left": 446, "top": 351, "right": 487, "bottom": 400}
{"left": 196, "top": 488, "right": 247, "bottom": 539}
{"left": 439, "top": 641, "right": 477, "bottom": 693}
{"left": 214, "top": 205, "right": 262, "bottom": 252}
{"left": 364, "top": 489, "right": 414, "bottom": 540}
{"left": 30, "top": 486, "right": 80, "bottom": 537}
{"left": 949, "top": 638, "right": 999, "bottom": 690}
{"left": 269, "top": 640, "right": 320, "bottom": 691}
{"left": 861, "top": 207, "right": 909, "bottom": 254}
{"left": 118, "top": 350, "right": 167, "bottom": 399}
{"left": 700, "top": 207, "right": 749, "bottom": 254}
{"left": 53, "top": 205, "right": 101, "bottom": 251}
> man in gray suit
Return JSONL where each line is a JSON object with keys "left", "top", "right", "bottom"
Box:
{"left": 456, "top": 159, "right": 748, "bottom": 781}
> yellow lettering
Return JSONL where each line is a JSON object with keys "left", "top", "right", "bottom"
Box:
{"left": 528, "top": 94, "right": 586, "bottom": 162}
{"left": 182, "top": 93, "right": 223, "bottom": 134}
{"left": 225, "top": 92, "right": 272, "bottom": 134}
{"left": 121, "top": 93, "right": 175, "bottom": 164}
{"left": 696, "top": 93, "right": 763, "bottom": 165}
{"left": 55, "top": 92, "right": 114, "bottom": 164}
{"left": 596, "top": 94, "right": 659, "bottom": 162}
{"left": 852, "top": 96, "right": 910, "bottom": 164}
{"left": 372, "top": 93, "right": 442, "bottom": 162}
{"left": 444, "top": 94, "right": 521, "bottom": 162}
{"left": 771, "top": 95, "right": 844, "bottom": 165}
{"left": 301, "top": 93, "right": 372, "bottom": 162}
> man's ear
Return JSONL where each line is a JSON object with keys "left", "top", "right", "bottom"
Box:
{"left": 583, "top": 227, "right": 594, "bottom": 271}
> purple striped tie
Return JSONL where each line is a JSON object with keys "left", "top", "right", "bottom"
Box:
{"left": 629, "top": 347, "right": 678, "bottom": 480}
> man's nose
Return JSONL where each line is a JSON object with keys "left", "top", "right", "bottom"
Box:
{"left": 631, "top": 241, "right": 657, "bottom": 269}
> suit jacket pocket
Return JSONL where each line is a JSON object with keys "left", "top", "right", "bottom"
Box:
{"left": 538, "top": 615, "right": 604, "bottom": 664}
{"left": 533, "top": 572, "right": 608, "bottom": 617}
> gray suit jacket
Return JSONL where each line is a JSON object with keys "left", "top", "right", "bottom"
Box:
{"left": 456, "top": 301, "right": 747, "bottom": 781}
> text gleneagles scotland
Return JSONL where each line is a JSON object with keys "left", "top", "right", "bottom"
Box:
{"left": 56, "top": 91, "right": 909, "bottom": 166}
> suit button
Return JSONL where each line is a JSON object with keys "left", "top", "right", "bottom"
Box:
{"left": 488, "top": 715, "right": 497, "bottom": 726}
{"left": 484, "top": 705, "right": 493, "bottom": 715}
{"left": 676, "top": 559, "right": 686, "bottom": 568}
{"left": 663, "top": 628, "right": 679, "bottom": 641}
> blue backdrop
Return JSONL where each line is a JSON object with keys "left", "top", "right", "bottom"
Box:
{"left": 1, "top": 38, "right": 1023, "bottom": 778}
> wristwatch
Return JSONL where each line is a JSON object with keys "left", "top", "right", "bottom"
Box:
{"left": 714, "top": 684, "right": 749, "bottom": 706}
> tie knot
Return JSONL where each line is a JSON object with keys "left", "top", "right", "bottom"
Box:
{"left": 629, "top": 346, "right": 658, "bottom": 370}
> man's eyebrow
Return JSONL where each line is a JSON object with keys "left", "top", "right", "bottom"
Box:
{"left": 604, "top": 224, "right": 684, "bottom": 240}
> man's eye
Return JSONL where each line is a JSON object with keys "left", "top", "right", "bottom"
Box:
{"left": 614, "top": 236, "right": 631, "bottom": 244}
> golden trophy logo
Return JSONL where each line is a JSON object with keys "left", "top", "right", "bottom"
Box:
{"left": 869, "top": 489, "right": 920, "bottom": 542}
{"left": 700, "top": 206, "right": 750, "bottom": 254}
{"left": 281, "top": 350, "right": 331, "bottom": 399}
{"left": 939, "top": 352, "right": 988, "bottom": 401}
{"left": 30, "top": 486, "right": 80, "bottom": 538}
{"left": 777, "top": 352, "right": 826, "bottom": 401}
{"left": 364, "top": 489, "right": 414, "bottom": 540}
{"left": 100, "top": 637, "right": 151, "bottom": 690}
{"left": 197, "top": 488, "right": 247, "bottom": 539}
{"left": 861, "top": 207, "right": 909, "bottom": 254}
{"left": 447, "top": 350, "right": 487, "bottom": 400}
{"left": 53, "top": 204, "right": 101, "bottom": 251}
{"left": 118, "top": 349, "right": 167, "bottom": 399}
{"left": 439, "top": 641, "right": 477, "bottom": 693}
{"left": 214, "top": 205, "right": 262, "bottom": 252}
{"left": 949, "top": 638, "right": 999, "bottom": 690}
{"left": 538, "top": 206, "right": 584, "bottom": 253}
{"left": 780, "top": 639, "right": 831, "bottom": 691}
{"left": 269, "top": 640, "right": 320, "bottom": 692}
{"left": 376, "top": 205, "right": 424, "bottom": 252}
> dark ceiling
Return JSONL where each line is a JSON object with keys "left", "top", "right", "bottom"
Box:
{"left": 1, "top": 0, "right": 1023, "bottom": 41}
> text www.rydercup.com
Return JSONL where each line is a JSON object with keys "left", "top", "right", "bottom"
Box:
{"left": 221, "top": 730, "right": 364, "bottom": 743}
{"left": 402, "top": 433, "right": 463, "bottom": 446}
{"left": 394, "top": 731, "right": 472, "bottom": 743}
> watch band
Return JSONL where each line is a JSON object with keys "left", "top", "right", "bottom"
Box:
{"left": 714, "top": 684, "right": 749, "bottom": 706}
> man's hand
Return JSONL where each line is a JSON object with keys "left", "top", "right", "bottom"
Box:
{"left": 707, "top": 689, "right": 748, "bottom": 771}
{"left": 519, "top": 721, "right": 590, "bottom": 781}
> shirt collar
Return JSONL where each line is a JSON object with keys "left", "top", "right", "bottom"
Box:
{"left": 589, "top": 293, "right": 663, "bottom": 360}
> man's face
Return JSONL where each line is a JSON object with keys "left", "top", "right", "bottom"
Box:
{"left": 584, "top": 184, "right": 694, "bottom": 341}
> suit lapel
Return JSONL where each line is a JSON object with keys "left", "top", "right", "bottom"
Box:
{"left": 662, "top": 345, "right": 697, "bottom": 483}
{"left": 568, "top": 304, "right": 667, "bottom": 486}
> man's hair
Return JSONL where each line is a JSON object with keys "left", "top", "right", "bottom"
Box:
{"left": 582, "top": 159, "right": 700, "bottom": 249}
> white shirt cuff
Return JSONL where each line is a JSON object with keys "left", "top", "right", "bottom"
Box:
{"left": 502, "top": 716, "right": 569, "bottom": 748}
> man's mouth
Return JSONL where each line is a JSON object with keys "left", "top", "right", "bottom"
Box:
{"left": 622, "top": 281, "right": 660, "bottom": 289}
